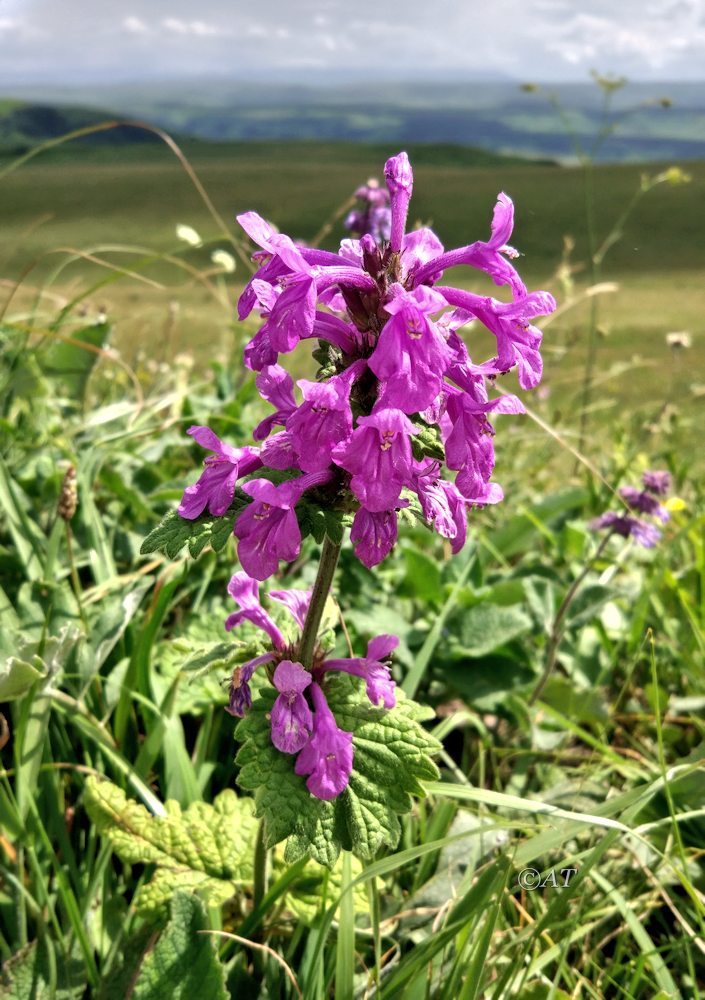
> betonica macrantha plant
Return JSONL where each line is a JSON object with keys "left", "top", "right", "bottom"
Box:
{"left": 171, "top": 152, "right": 556, "bottom": 864}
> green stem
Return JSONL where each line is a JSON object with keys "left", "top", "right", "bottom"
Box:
{"left": 298, "top": 535, "right": 342, "bottom": 669}
{"left": 253, "top": 819, "right": 268, "bottom": 912}
{"left": 528, "top": 531, "right": 612, "bottom": 706}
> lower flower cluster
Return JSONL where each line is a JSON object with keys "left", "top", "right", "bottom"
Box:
{"left": 224, "top": 572, "right": 397, "bottom": 800}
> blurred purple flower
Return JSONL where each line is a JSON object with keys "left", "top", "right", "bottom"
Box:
{"left": 642, "top": 470, "right": 671, "bottom": 496}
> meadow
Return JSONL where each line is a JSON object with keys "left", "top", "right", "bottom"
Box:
{"left": 0, "top": 135, "right": 704, "bottom": 998}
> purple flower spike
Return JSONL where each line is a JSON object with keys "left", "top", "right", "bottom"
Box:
{"left": 385, "top": 152, "right": 413, "bottom": 252}
{"left": 350, "top": 507, "right": 400, "bottom": 568}
{"left": 271, "top": 660, "right": 314, "bottom": 754}
{"left": 333, "top": 408, "right": 418, "bottom": 512}
{"left": 224, "top": 572, "right": 286, "bottom": 648}
{"left": 371, "top": 284, "right": 454, "bottom": 414}
{"left": 294, "top": 682, "right": 353, "bottom": 800}
{"left": 178, "top": 426, "right": 262, "bottom": 520}
{"left": 642, "top": 470, "right": 671, "bottom": 496}
{"left": 325, "top": 634, "right": 398, "bottom": 709}
{"left": 225, "top": 652, "right": 275, "bottom": 717}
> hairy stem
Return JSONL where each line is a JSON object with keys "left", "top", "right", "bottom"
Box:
{"left": 298, "top": 535, "right": 342, "bottom": 669}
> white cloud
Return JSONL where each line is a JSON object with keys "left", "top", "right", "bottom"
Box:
{"left": 123, "top": 15, "right": 149, "bottom": 34}
{"left": 162, "top": 17, "right": 220, "bottom": 37}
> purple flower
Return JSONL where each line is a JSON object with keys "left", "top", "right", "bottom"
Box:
{"left": 344, "top": 178, "right": 391, "bottom": 244}
{"left": 260, "top": 431, "right": 298, "bottom": 470}
{"left": 350, "top": 507, "right": 400, "bottom": 568}
{"left": 269, "top": 588, "right": 311, "bottom": 629}
{"left": 619, "top": 486, "right": 669, "bottom": 523}
{"left": 642, "top": 470, "right": 671, "bottom": 496}
{"left": 294, "top": 682, "right": 353, "bottom": 800}
{"left": 324, "top": 634, "right": 398, "bottom": 709}
{"left": 264, "top": 273, "right": 318, "bottom": 354}
{"left": 385, "top": 152, "right": 413, "bottom": 253}
{"left": 225, "top": 652, "right": 275, "bottom": 718}
{"left": 370, "top": 284, "right": 454, "bottom": 414}
{"left": 438, "top": 287, "right": 555, "bottom": 390}
{"left": 414, "top": 462, "right": 469, "bottom": 553}
{"left": 591, "top": 511, "right": 662, "bottom": 548}
{"left": 333, "top": 408, "right": 418, "bottom": 512}
{"left": 410, "top": 192, "right": 528, "bottom": 296}
{"left": 178, "top": 426, "right": 262, "bottom": 519}
{"left": 254, "top": 365, "right": 297, "bottom": 440}
{"left": 234, "top": 472, "right": 330, "bottom": 581}
{"left": 224, "top": 571, "right": 286, "bottom": 647}
{"left": 271, "top": 660, "right": 314, "bottom": 753}
{"left": 287, "top": 362, "right": 366, "bottom": 472}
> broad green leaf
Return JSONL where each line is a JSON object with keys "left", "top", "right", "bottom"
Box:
{"left": 235, "top": 673, "right": 441, "bottom": 868}
{"left": 84, "top": 779, "right": 257, "bottom": 916}
{"left": 448, "top": 602, "right": 532, "bottom": 658}
{"left": 140, "top": 498, "right": 247, "bottom": 560}
{"left": 131, "top": 893, "right": 227, "bottom": 1000}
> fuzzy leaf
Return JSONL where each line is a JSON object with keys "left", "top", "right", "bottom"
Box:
{"left": 131, "top": 893, "right": 227, "bottom": 1000}
{"left": 84, "top": 779, "right": 257, "bottom": 916}
{"left": 140, "top": 496, "right": 248, "bottom": 560}
{"left": 235, "top": 673, "right": 441, "bottom": 867}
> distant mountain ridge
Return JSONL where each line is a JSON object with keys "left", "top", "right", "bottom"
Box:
{"left": 0, "top": 100, "right": 160, "bottom": 154}
{"left": 2, "top": 78, "right": 704, "bottom": 162}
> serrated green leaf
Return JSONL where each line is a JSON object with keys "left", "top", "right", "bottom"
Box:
{"left": 235, "top": 673, "right": 441, "bottom": 867}
{"left": 84, "top": 779, "right": 257, "bottom": 916}
{"left": 140, "top": 496, "right": 247, "bottom": 560}
{"left": 131, "top": 893, "right": 227, "bottom": 1000}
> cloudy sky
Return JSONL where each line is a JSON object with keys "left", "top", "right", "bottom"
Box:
{"left": 1, "top": 0, "right": 704, "bottom": 86}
